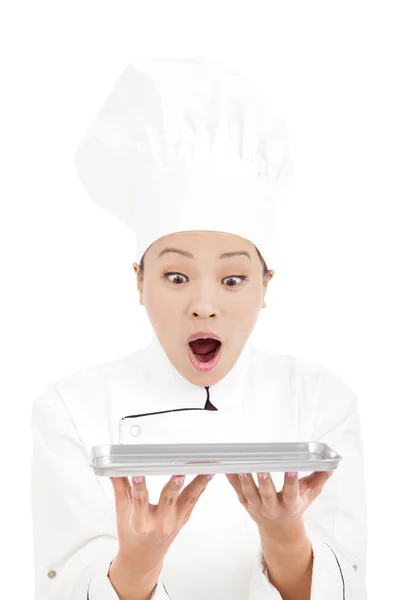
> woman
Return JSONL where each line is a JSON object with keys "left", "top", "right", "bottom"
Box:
{"left": 30, "top": 58, "right": 368, "bottom": 600}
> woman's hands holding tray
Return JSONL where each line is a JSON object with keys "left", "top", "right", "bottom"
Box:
{"left": 108, "top": 472, "right": 215, "bottom": 596}
{"left": 226, "top": 469, "right": 335, "bottom": 541}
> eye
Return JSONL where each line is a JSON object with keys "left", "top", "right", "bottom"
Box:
{"left": 162, "top": 272, "right": 248, "bottom": 287}
{"left": 222, "top": 275, "right": 247, "bottom": 287}
{"left": 164, "top": 272, "right": 188, "bottom": 285}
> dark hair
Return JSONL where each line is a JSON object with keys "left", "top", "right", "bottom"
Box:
{"left": 137, "top": 245, "right": 269, "bottom": 280}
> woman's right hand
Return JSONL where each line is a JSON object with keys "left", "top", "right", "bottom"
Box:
{"left": 108, "top": 473, "right": 215, "bottom": 597}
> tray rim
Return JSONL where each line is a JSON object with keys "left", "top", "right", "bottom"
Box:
{"left": 89, "top": 441, "right": 343, "bottom": 476}
{"left": 92, "top": 457, "right": 342, "bottom": 477}
{"left": 91, "top": 441, "right": 340, "bottom": 458}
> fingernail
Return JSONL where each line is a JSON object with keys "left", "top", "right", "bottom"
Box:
{"left": 258, "top": 473, "right": 268, "bottom": 480}
{"left": 239, "top": 473, "right": 248, "bottom": 478}
{"left": 205, "top": 474, "right": 215, "bottom": 479}
{"left": 133, "top": 476, "right": 144, "bottom": 484}
{"left": 287, "top": 472, "right": 297, "bottom": 478}
{"left": 174, "top": 476, "right": 185, "bottom": 485}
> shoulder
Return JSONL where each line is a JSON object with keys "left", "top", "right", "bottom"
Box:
{"left": 54, "top": 350, "right": 140, "bottom": 387}
{"left": 247, "top": 345, "right": 357, "bottom": 422}
{"left": 250, "top": 345, "right": 354, "bottom": 389}
{"left": 31, "top": 349, "right": 147, "bottom": 449}
{"left": 32, "top": 348, "right": 142, "bottom": 416}
{"left": 247, "top": 344, "right": 328, "bottom": 384}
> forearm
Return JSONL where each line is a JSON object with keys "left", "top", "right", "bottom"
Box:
{"left": 259, "top": 519, "right": 313, "bottom": 600}
{"left": 108, "top": 553, "right": 163, "bottom": 600}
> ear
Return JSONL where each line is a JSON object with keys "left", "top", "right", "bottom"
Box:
{"left": 262, "top": 270, "right": 275, "bottom": 307}
{"left": 132, "top": 263, "right": 144, "bottom": 304}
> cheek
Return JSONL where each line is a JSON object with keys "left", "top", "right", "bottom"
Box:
{"left": 229, "top": 293, "right": 261, "bottom": 313}
{"left": 145, "top": 290, "right": 180, "bottom": 319}
{"left": 231, "top": 298, "right": 262, "bottom": 329}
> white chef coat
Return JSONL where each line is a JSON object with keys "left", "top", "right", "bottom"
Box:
{"left": 30, "top": 334, "right": 369, "bottom": 600}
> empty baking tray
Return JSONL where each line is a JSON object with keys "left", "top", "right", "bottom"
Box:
{"left": 90, "top": 441, "right": 342, "bottom": 477}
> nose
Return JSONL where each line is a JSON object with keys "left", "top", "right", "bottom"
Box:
{"left": 190, "top": 286, "right": 219, "bottom": 318}
{"left": 193, "top": 311, "right": 216, "bottom": 318}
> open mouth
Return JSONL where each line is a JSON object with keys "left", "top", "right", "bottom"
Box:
{"left": 188, "top": 338, "right": 221, "bottom": 363}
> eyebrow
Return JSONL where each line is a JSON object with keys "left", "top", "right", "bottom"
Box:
{"left": 158, "top": 247, "right": 251, "bottom": 260}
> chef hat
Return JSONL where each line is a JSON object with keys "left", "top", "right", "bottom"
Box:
{"left": 73, "top": 56, "right": 294, "bottom": 267}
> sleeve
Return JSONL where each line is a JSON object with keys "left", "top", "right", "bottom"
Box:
{"left": 247, "top": 366, "right": 369, "bottom": 599}
{"left": 30, "top": 381, "right": 171, "bottom": 600}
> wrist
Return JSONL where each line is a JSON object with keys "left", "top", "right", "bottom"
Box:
{"left": 108, "top": 553, "right": 162, "bottom": 598}
{"left": 114, "top": 548, "right": 164, "bottom": 576}
{"left": 259, "top": 517, "right": 309, "bottom": 548}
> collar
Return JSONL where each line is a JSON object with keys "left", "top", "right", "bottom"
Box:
{"left": 142, "top": 333, "right": 252, "bottom": 413}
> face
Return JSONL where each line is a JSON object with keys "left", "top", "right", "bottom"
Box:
{"left": 133, "top": 231, "right": 274, "bottom": 386}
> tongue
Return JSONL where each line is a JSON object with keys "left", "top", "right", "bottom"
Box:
{"left": 190, "top": 338, "right": 219, "bottom": 355}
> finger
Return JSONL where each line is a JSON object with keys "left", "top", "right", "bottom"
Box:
{"left": 225, "top": 473, "right": 247, "bottom": 506}
{"left": 181, "top": 486, "right": 206, "bottom": 526}
{"left": 256, "top": 472, "right": 278, "bottom": 505}
{"left": 130, "top": 475, "right": 151, "bottom": 534}
{"left": 109, "top": 476, "right": 131, "bottom": 510}
{"left": 237, "top": 473, "right": 261, "bottom": 506}
{"left": 299, "top": 470, "right": 334, "bottom": 499}
{"left": 177, "top": 474, "right": 215, "bottom": 520}
{"left": 282, "top": 472, "right": 299, "bottom": 505}
{"left": 225, "top": 473, "right": 240, "bottom": 487}
{"left": 181, "top": 502, "right": 199, "bottom": 526}
{"left": 157, "top": 474, "right": 187, "bottom": 512}
{"left": 299, "top": 470, "right": 334, "bottom": 489}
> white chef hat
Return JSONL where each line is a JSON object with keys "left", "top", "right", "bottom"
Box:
{"left": 73, "top": 56, "right": 294, "bottom": 267}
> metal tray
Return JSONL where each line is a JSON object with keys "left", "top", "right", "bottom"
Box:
{"left": 90, "top": 441, "right": 342, "bottom": 477}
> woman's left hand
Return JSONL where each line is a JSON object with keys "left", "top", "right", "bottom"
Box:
{"left": 226, "top": 470, "right": 334, "bottom": 537}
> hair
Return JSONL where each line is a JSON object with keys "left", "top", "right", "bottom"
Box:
{"left": 137, "top": 245, "right": 270, "bottom": 280}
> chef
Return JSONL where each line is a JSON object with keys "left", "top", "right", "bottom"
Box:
{"left": 30, "top": 57, "right": 368, "bottom": 600}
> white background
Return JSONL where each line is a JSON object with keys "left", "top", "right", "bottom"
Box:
{"left": 1, "top": 1, "right": 406, "bottom": 597}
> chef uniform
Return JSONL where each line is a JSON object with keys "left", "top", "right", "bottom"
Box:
{"left": 30, "top": 58, "right": 369, "bottom": 600}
